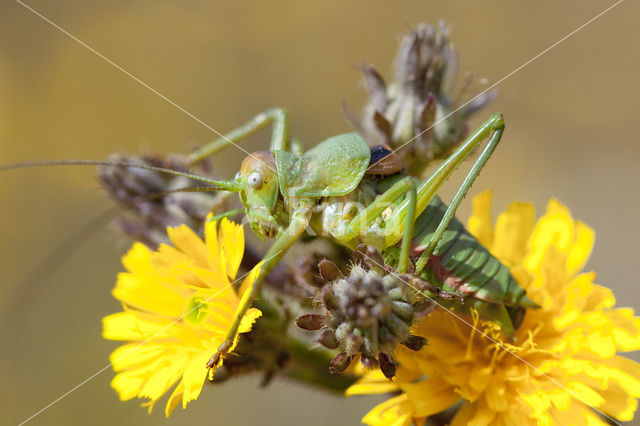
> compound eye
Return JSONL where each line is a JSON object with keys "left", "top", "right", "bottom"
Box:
{"left": 247, "top": 171, "right": 264, "bottom": 189}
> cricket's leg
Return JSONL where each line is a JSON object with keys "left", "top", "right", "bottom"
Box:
{"left": 397, "top": 181, "right": 416, "bottom": 274}
{"left": 207, "top": 208, "right": 244, "bottom": 222}
{"left": 290, "top": 137, "right": 304, "bottom": 156}
{"left": 340, "top": 176, "right": 416, "bottom": 242}
{"left": 206, "top": 205, "right": 310, "bottom": 371}
{"left": 188, "top": 108, "right": 290, "bottom": 164}
{"left": 413, "top": 116, "right": 504, "bottom": 273}
{"left": 383, "top": 113, "right": 505, "bottom": 247}
{"left": 338, "top": 175, "right": 416, "bottom": 272}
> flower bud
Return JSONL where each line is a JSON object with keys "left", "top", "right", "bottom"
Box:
{"left": 402, "top": 335, "right": 428, "bottom": 351}
{"left": 329, "top": 352, "right": 353, "bottom": 374}
{"left": 295, "top": 314, "right": 325, "bottom": 331}
{"left": 378, "top": 352, "right": 396, "bottom": 380}
{"left": 302, "top": 247, "right": 435, "bottom": 378}
{"left": 316, "top": 330, "right": 339, "bottom": 349}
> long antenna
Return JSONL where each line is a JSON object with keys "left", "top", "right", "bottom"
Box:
{"left": 136, "top": 186, "right": 236, "bottom": 201}
{"left": 0, "top": 159, "right": 242, "bottom": 191}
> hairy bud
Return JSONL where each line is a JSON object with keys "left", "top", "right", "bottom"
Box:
{"left": 297, "top": 248, "right": 434, "bottom": 379}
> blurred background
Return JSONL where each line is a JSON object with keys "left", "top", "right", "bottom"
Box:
{"left": 1, "top": 0, "right": 639, "bottom": 424}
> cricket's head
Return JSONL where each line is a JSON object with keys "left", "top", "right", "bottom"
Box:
{"left": 236, "top": 151, "right": 281, "bottom": 238}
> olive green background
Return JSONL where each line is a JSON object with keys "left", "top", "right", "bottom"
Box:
{"left": 2, "top": 1, "right": 639, "bottom": 425}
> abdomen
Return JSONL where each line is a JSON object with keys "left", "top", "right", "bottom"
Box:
{"left": 412, "top": 196, "right": 536, "bottom": 309}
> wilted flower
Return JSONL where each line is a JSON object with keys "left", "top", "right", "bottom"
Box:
{"left": 346, "top": 21, "right": 496, "bottom": 176}
{"left": 98, "top": 153, "right": 229, "bottom": 248}
{"left": 102, "top": 217, "right": 262, "bottom": 416}
{"left": 348, "top": 191, "right": 640, "bottom": 425}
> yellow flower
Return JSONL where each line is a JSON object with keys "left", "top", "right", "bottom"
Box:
{"left": 348, "top": 190, "right": 640, "bottom": 425}
{"left": 102, "top": 217, "right": 262, "bottom": 417}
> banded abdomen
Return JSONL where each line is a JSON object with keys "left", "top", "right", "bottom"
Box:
{"left": 410, "top": 196, "right": 537, "bottom": 334}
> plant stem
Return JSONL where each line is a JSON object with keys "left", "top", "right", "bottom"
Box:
{"left": 283, "top": 334, "right": 357, "bottom": 393}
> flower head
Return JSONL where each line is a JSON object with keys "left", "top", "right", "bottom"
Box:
{"left": 97, "top": 153, "right": 230, "bottom": 248}
{"left": 346, "top": 21, "right": 496, "bottom": 176}
{"left": 296, "top": 251, "right": 433, "bottom": 378}
{"left": 349, "top": 190, "right": 640, "bottom": 425}
{"left": 102, "top": 216, "right": 262, "bottom": 416}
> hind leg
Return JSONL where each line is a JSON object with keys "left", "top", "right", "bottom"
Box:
{"left": 188, "top": 108, "right": 290, "bottom": 164}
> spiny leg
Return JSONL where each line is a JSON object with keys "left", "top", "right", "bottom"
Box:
{"left": 414, "top": 117, "right": 505, "bottom": 273}
{"left": 206, "top": 204, "right": 311, "bottom": 370}
{"left": 188, "top": 108, "right": 290, "bottom": 164}
{"left": 383, "top": 113, "right": 505, "bottom": 247}
{"left": 397, "top": 180, "right": 416, "bottom": 274}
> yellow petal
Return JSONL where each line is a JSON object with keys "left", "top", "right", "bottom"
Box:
{"left": 238, "top": 260, "right": 263, "bottom": 297}
{"left": 454, "top": 402, "right": 526, "bottom": 426}
{"left": 112, "top": 272, "right": 186, "bottom": 317}
{"left": 548, "top": 387, "right": 572, "bottom": 411}
{"left": 597, "top": 380, "right": 639, "bottom": 421}
{"left": 558, "top": 356, "right": 640, "bottom": 399}
{"left": 209, "top": 263, "right": 264, "bottom": 361}
{"left": 204, "top": 218, "right": 223, "bottom": 281}
{"left": 586, "top": 331, "right": 616, "bottom": 358}
{"left": 184, "top": 263, "right": 229, "bottom": 293}
{"left": 226, "top": 307, "right": 262, "bottom": 355}
{"left": 110, "top": 354, "right": 178, "bottom": 402}
{"left": 346, "top": 372, "right": 400, "bottom": 396}
{"left": 138, "top": 352, "right": 189, "bottom": 401}
{"left": 545, "top": 199, "right": 572, "bottom": 221}
{"left": 563, "top": 272, "right": 597, "bottom": 314}
{"left": 109, "top": 343, "right": 166, "bottom": 371}
{"left": 484, "top": 381, "right": 510, "bottom": 412}
{"left": 492, "top": 201, "right": 535, "bottom": 266}
{"left": 238, "top": 307, "right": 262, "bottom": 334}
{"left": 362, "top": 395, "right": 414, "bottom": 426}
{"left": 548, "top": 403, "right": 600, "bottom": 426}
{"left": 167, "top": 224, "right": 209, "bottom": 268}
{"left": 584, "top": 284, "right": 616, "bottom": 311}
{"left": 584, "top": 409, "right": 611, "bottom": 426}
{"left": 567, "top": 221, "right": 594, "bottom": 275}
{"left": 467, "top": 403, "right": 497, "bottom": 426}
{"left": 468, "top": 190, "right": 493, "bottom": 247}
{"left": 181, "top": 351, "right": 210, "bottom": 408}
{"left": 521, "top": 389, "right": 552, "bottom": 419}
{"left": 121, "top": 242, "right": 152, "bottom": 273}
{"left": 525, "top": 207, "right": 574, "bottom": 274}
{"left": 451, "top": 402, "right": 475, "bottom": 426}
{"left": 611, "top": 313, "right": 640, "bottom": 351}
{"left": 165, "top": 381, "right": 184, "bottom": 417}
{"left": 102, "top": 312, "right": 174, "bottom": 341}
{"left": 218, "top": 248, "right": 230, "bottom": 289}
{"left": 219, "top": 217, "right": 244, "bottom": 279}
{"left": 599, "top": 309, "right": 640, "bottom": 335}
{"left": 566, "top": 381, "right": 605, "bottom": 407}
{"left": 502, "top": 402, "right": 537, "bottom": 425}
{"left": 400, "top": 377, "right": 460, "bottom": 417}
{"left": 111, "top": 370, "right": 146, "bottom": 401}
{"left": 603, "top": 356, "right": 640, "bottom": 397}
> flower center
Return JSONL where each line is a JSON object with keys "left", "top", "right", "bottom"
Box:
{"left": 185, "top": 296, "right": 208, "bottom": 324}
